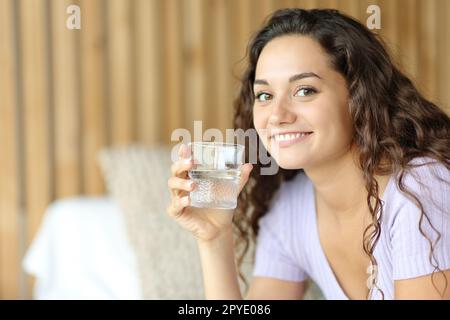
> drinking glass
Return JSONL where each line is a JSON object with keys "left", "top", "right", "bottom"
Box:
{"left": 187, "top": 142, "right": 244, "bottom": 209}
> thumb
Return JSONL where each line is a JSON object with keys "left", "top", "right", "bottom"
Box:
{"left": 238, "top": 163, "right": 253, "bottom": 193}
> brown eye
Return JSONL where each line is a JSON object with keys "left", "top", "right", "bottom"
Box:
{"left": 295, "top": 87, "right": 317, "bottom": 97}
{"left": 255, "top": 92, "right": 272, "bottom": 102}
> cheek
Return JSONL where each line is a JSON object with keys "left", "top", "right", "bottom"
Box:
{"left": 312, "top": 96, "right": 352, "bottom": 146}
{"left": 301, "top": 100, "right": 329, "bottom": 132}
{"left": 331, "top": 99, "right": 352, "bottom": 142}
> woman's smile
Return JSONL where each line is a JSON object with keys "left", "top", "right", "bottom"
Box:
{"left": 270, "top": 131, "right": 313, "bottom": 147}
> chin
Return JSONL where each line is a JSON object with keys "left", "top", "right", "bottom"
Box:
{"left": 263, "top": 147, "right": 308, "bottom": 171}
{"left": 274, "top": 155, "right": 308, "bottom": 170}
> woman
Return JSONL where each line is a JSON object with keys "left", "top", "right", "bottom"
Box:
{"left": 167, "top": 8, "right": 450, "bottom": 300}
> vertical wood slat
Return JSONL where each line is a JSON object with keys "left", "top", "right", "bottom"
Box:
{"left": 236, "top": 0, "right": 252, "bottom": 43}
{"left": 436, "top": 0, "right": 450, "bottom": 113}
{"left": 335, "top": 0, "right": 359, "bottom": 18}
{"left": 0, "top": 0, "right": 20, "bottom": 299}
{"left": 297, "top": 0, "right": 321, "bottom": 10}
{"left": 52, "top": 0, "right": 81, "bottom": 198}
{"left": 397, "top": 0, "right": 419, "bottom": 79}
{"left": 267, "top": 0, "right": 287, "bottom": 11}
{"left": 259, "top": 0, "right": 276, "bottom": 17}
{"left": 227, "top": 0, "right": 252, "bottom": 95}
{"left": 19, "top": 0, "right": 52, "bottom": 250}
{"left": 417, "top": 0, "right": 437, "bottom": 99}
{"left": 108, "top": 0, "right": 135, "bottom": 145}
{"left": 250, "top": 0, "right": 274, "bottom": 43}
{"left": 317, "top": 0, "right": 340, "bottom": 9}
{"left": 377, "top": 0, "right": 399, "bottom": 59}
{"left": 280, "top": 0, "right": 297, "bottom": 8}
{"left": 135, "top": 0, "right": 162, "bottom": 146}
{"left": 212, "top": 0, "right": 233, "bottom": 133}
{"left": 80, "top": 0, "right": 107, "bottom": 194}
{"left": 182, "top": 0, "right": 207, "bottom": 133}
{"left": 202, "top": 0, "right": 216, "bottom": 131}
{"left": 162, "top": 0, "right": 184, "bottom": 143}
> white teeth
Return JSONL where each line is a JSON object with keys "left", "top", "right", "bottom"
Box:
{"left": 273, "top": 132, "right": 310, "bottom": 142}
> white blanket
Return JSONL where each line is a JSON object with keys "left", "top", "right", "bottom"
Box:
{"left": 22, "top": 196, "right": 142, "bottom": 299}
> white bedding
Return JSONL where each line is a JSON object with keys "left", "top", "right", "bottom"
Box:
{"left": 22, "top": 196, "right": 142, "bottom": 299}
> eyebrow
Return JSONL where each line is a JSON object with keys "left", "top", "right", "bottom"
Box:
{"left": 254, "top": 72, "right": 322, "bottom": 85}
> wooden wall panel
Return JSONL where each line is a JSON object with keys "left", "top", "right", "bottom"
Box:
{"left": 378, "top": 0, "right": 400, "bottom": 58}
{"left": 19, "top": 0, "right": 52, "bottom": 253}
{"left": 52, "top": 0, "right": 82, "bottom": 197}
{"left": 211, "top": 0, "right": 233, "bottom": 132}
{"left": 436, "top": 0, "right": 450, "bottom": 111}
{"left": 397, "top": 0, "right": 420, "bottom": 79}
{"left": 0, "top": 0, "right": 20, "bottom": 299}
{"left": 182, "top": 0, "right": 207, "bottom": 133}
{"left": 417, "top": 0, "right": 438, "bottom": 99}
{"left": 80, "top": 0, "right": 107, "bottom": 194}
{"left": 135, "top": 0, "right": 162, "bottom": 145}
{"left": 162, "top": 0, "right": 184, "bottom": 144}
{"left": 108, "top": 0, "right": 135, "bottom": 144}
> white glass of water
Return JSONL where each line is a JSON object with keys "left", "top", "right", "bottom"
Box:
{"left": 187, "top": 142, "right": 244, "bottom": 209}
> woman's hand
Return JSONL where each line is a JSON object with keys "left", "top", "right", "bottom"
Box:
{"left": 166, "top": 144, "right": 253, "bottom": 242}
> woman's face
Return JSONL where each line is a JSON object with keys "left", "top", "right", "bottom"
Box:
{"left": 253, "top": 35, "right": 352, "bottom": 170}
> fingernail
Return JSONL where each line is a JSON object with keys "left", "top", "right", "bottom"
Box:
{"left": 188, "top": 181, "right": 195, "bottom": 190}
{"left": 184, "top": 158, "right": 192, "bottom": 165}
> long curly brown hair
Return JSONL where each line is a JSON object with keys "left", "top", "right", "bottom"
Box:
{"left": 232, "top": 8, "right": 450, "bottom": 299}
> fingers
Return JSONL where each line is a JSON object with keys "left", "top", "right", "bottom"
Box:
{"left": 168, "top": 176, "right": 195, "bottom": 193}
{"left": 167, "top": 144, "right": 194, "bottom": 218}
{"left": 238, "top": 163, "right": 253, "bottom": 193}
{"left": 166, "top": 195, "right": 190, "bottom": 218}
{"left": 171, "top": 144, "right": 193, "bottom": 177}
{"left": 178, "top": 143, "right": 191, "bottom": 160}
{"left": 171, "top": 157, "right": 193, "bottom": 177}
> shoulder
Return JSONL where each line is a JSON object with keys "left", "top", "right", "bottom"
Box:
{"left": 403, "top": 156, "right": 449, "bottom": 188}
{"left": 386, "top": 156, "right": 450, "bottom": 247}
{"left": 385, "top": 157, "right": 450, "bottom": 279}
{"left": 388, "top": 156, "right": 449, "bottom": 214}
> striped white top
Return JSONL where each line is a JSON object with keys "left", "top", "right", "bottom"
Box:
{"left": 252, "top": 157, "right": 450, "bottom": 299}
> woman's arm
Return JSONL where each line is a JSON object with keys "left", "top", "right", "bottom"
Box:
{"left": 395, "top": 269, "right": 450, "bottom": 299}
{"left": 197, "top": 226, "right": 242, "bottom": 299}
{"left": 197, "top": 226, "right": 305, "bottom": 300}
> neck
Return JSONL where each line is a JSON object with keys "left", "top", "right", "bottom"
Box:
{"left": 304, "top": 146, "right": 373, "bottom": 220}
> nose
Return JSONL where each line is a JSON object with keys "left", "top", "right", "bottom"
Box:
{"left": 268, "top": 95, "right": 297, "bottom": 126}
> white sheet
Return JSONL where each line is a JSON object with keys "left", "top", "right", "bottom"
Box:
{"left": 22, "top": 196, "right": 142, "bottom": 300}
